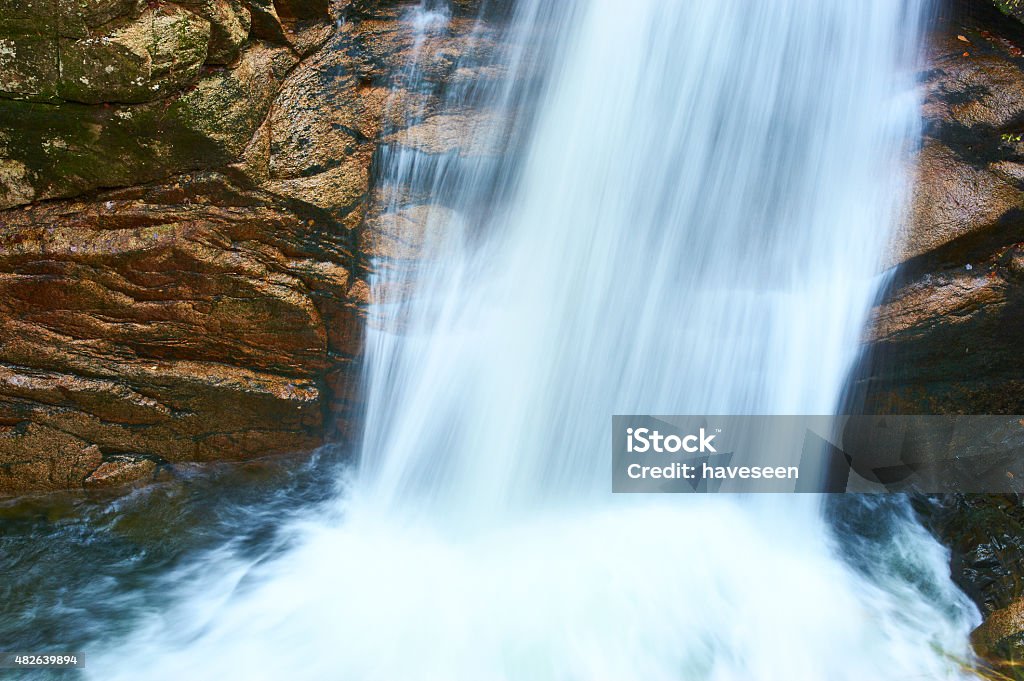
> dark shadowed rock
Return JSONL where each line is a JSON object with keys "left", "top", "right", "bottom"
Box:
{"left": 179, "top": 0, "right": 253, "bottom": 65}
{"left": 917, "top": 493, "right": 1024, "bottom": 673}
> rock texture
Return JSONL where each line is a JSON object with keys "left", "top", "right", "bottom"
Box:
{"left": 0, "top": 0, "right": 506, "bottom": 493}
{"left": 854, "top": 2, "right": 1024, "bottom": 416}
{"left": 0, "top": 0, "right": 334, "bottom": 209}
{"left": 0, "top": 173, "right": 362, "bottom": 494}
{"left": 0, "top": 0, "right": 348, "bottom": 493}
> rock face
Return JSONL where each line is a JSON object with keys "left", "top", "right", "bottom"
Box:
{"left": 0, "top": 0, "right": 344, "bottom": 493}
{"left": 854, "top": 2, "right": 1024, "bottom": 416}
{"left": 0, "top": 0, "right": 329, "bottom": 210}
{"left": 0, "top": 0, "right": 504, "bottom": 493}
{"left": 0, "top": 173, "right": 360, "bottom": 494}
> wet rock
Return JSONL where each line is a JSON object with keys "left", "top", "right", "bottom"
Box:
{"left": 247, "top": 19, "right": 400, "bottom": 219}
{"left": 383, "top": 111, "right": 511, "bottom": 157}
{"left": 857, "top": 241, "right": 1024, "bottom": 415}
{"left": 856, "top": 13, "right": 1024, "bottom": 416}
{"left": 0, "top": 0, "right": 505, "bottom": 495}
{"left": 361, "top": 204, "right": 456, "bottom": 262}
{"left": 860, "top": 11, "right": 1024, "bottom": 675}
{"left": 0, "top": 172, "right": 364, "bottom": 494}
{"left": 267, "top": 151, "right": 374, "bottom": 212}
{"left": 917, "top": 493, "right": 1024, "bottom": 676}
{"left": 0, "top": 438, "right": 103, "bottom": 496}
{"left": 83, "top": 457, "right": 158, "bottom": 489}
{"left": 265, "top": 40, "right": 383, "bottom": 180}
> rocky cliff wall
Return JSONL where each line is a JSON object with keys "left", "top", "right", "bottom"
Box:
{"left": 0, "top": 0, "right": 493, "bottom": 493}
{"left": 855, "top": 1, "right": 1024, "bottom": 415}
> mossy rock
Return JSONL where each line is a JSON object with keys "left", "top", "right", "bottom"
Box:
{"left": 0, "top": 0, "right": 146, "bottom": 38}
{"left": 994, "top": 0, "right": 1024, "bottom": 24}
{"left": 178, "top": 0, "right": 253, "bottom": 65}
{"left": 58, "top": 6, "right": 212, "bottom": 104}
{"left": 0, "top": 37, "right": 60, "bottom": 101}
{"left": 0, "top": 42, "right": 296, "bottom": 208}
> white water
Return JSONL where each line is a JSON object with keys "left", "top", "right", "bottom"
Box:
{"left": 91, "top": 1, "right": 981, "bottom": 679}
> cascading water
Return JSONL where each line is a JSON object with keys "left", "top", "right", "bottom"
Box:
{"left": 87, "top": 1, "right": 982, "bottom": 679}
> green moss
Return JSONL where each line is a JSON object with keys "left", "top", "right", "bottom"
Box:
{"left": 994, "top": 0, "right": 1024, "bottom": 22}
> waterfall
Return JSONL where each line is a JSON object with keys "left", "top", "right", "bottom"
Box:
{"left": 357, "top": 0, "right": 933, "bottom": 515}
{"left": 89, "top": 1, "right": 981, "bottom": 679}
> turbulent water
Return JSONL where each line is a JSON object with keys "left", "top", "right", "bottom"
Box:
{"left": 55, "top": 0, "right": 983, "bottom": 678}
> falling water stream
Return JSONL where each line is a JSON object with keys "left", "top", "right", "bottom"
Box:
{"left": 3, "top": 0, "right": 987, "bottom": 678}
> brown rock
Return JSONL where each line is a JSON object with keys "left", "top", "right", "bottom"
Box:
{"left": 267, "top": 148, "right": 373, "bottom": 211}
{"left": 0, "top": 436, "right": 103, "bottom": 496}
{"left": 283, "top": 18, "right": 334, "bottom": 57}
{"left": 934, "top": 53, "right": 1024, "bottom": 129}
{"left": 976, "top": 597, "right": 1024, "bottom": 648}
{"left": 0, "top": 172, "right": 365, "bottom": 494}
{"left": 255, "top": 25, "right": 391, "bottom": 214}
{"left": 899, "top": 141, "right": 1024, "bottom": 264}
{"left": 856, "top": 15, "right": 1024, "bottom": 417}
{"left": 0, "top": 0, "right": 510, "bottom": 495}
{"left": 179, "top": 0, "right": 253, "bottom": 65}
{"left": 856, "top": 240, "right": 1024, "bottom": 415}
{"left": 83, "top": 457, "right": 158, "bottom": 489}
{"left": 272, "top": 0, "right": 328, "bottom": 22}
{"left": 383, "top": 111, "right": 511, "bottom": 157}
{"left": 0, "top": 160, "right": 35, "bottom": 208}
{"left": 267, "top": 48, "right": 374, "bottom": 180}
{"left": 361, "top": 204, "right": 456, "bottom": 262}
